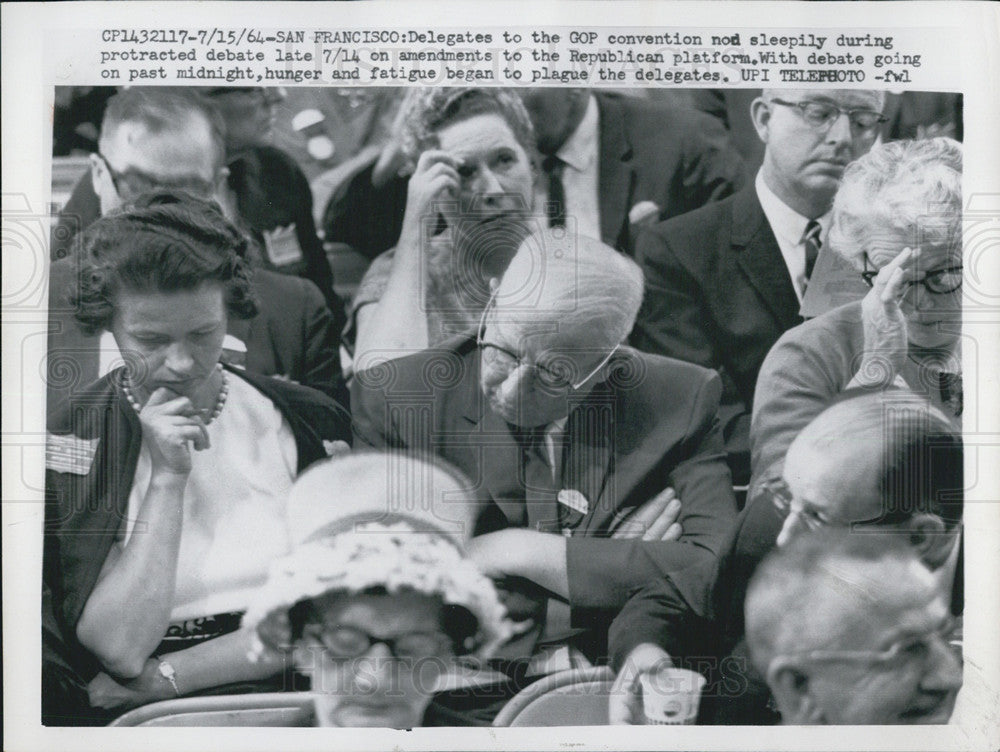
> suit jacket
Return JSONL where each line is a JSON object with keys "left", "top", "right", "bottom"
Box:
{"left": 591, "top": 92, "right": 745, "bottom": 256}
{"left": 350, "top": 334, "right": 737, "bottom": 627}
{"left": 630, "top": 187, "right": 804, "bottom": 484}
{"left": 750, "top": 301, "right": 962, "bottom": 487}
{"left": 47, "top": 259, "right": 343, "bottom": 408}
{"left": 322, "top": 91, "right": 745, "bottom": 259}
{"left": 606, "top": 490, "right": 784, "bottom": 724}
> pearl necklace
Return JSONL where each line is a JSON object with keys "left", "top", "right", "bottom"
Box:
{"left": 122, "top": 363, "right": 230, "bottom": 424}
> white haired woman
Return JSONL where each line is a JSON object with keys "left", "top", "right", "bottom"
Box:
{"left": 348, "top": 88, "right": 538, "bottom": 368}
{"left": 751, "top": 137, "right": 963, "bottom": 480}
{"left": 243, "top": 453, "right": 512, "bottom": 728}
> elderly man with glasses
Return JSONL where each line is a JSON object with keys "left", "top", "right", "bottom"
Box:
{"left": 751, "top": 136, "right": 963, "bottom": 483}
{"left": 745, "top": 529, "right": 962, "bottom": 725}
{"left": 351, "top": 228, "right": 737, "bottom": 672}
{"left": 630, "top": 88, "right": 887, "bottom": 485}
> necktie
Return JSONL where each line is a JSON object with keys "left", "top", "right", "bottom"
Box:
{"left": 939, "top": 372, "right": 963, "bottom": 417}
{"left": 542, "top": 155, "right": 567, "bottom": 228}
{"left": 803, "top": 219, "right": 822, "bottom": 283}
{"left": 512, "top": 426, "right": 560, "bottom": 532}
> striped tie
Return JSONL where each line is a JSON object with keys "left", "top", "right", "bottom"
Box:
{"left": 803, "top": 219, "right": 822, "bottom": 284}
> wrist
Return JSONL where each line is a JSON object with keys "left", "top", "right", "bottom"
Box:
{"left": 148, "top": 468, "right": 190, "bottom": 490}
{"left": 153, "top": 656, "right": 182, "bottom": 698}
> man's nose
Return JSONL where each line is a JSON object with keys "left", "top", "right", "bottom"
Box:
{"left": 825, "top": 110, "right": 854, "bottom": 145}
{"left": 920, "top": 638, "right": 963, "bottom": 693}
{"left": 497, "top": 363, "right": 538, "bottom": 404}
{"left": 776, "top": 510, "right": 803, "bottom": 547}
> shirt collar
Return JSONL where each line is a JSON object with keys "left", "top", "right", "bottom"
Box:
{"left": 755, "top": 169, "right": 830, "bottom": 247}
{"left": 557, "top": 94, "right": 599, "bottom": 173}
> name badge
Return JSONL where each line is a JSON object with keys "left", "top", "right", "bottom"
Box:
{"left": 263, "top": 223, "right": 304, "bottom": 267}
{"left": 557, "top": 489, "right": 589, "bottom": 516}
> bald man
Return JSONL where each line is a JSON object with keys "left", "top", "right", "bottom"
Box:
{"left": 352, "top": 228, "right": 736, "bottom": 665}
{"left": 630, "top": 89, "right": 886, "bottom": 484}
{"left": 608, "top": 388, "right": 962, "bottom": 725}
{"left": 746, "top": 530, "right": 961, "bottom": 724}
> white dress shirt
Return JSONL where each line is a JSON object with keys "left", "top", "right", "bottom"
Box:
{"left": 755, "top": 170, "right": 830, "bottom": 303}
{"left": 536, "top": 94, "right": 602, "bottom": 241}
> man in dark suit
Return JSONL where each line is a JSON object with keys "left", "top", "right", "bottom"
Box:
{"left": 47, "top": 88, "right": 342, "bottom": 406}
{"left": 519, "top": 89, "right": 745, "bottom": 255}
{"left": 630, "top": 89, "right": 886, "bottom": 484}
{"left": 351, "top": 229, "right": 737, "bottom": 666}
{"left": 322, "top": 88, "right": 744, "bottom": 260}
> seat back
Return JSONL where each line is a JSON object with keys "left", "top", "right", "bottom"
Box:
{"left": 492, "top": 667, "right": 615, "bottom": 727}
{"left": 108, "top": 692, "right": 314, "bottom": 727}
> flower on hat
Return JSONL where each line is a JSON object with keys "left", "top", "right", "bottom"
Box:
{"left": 243, "top": 520, "right": 512, "bottom": 663}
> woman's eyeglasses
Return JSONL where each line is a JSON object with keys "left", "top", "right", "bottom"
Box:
{"left": 303, "top": 624, "right": 459, "bottom": 661}
{"left": 861, "top": 255, "right": 963, "bottom": 294}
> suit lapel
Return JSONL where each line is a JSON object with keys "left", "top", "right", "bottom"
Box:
{"left": 731, "top": 189, "right": 803, "bottom": 329}
{"left": 563, "top": 385, "right": 616, "bottom": 535}
{"left": 595, "top": 94, "right": 634, "bottom": 250}
{"left": 459, "top": 356, "right": 530, "bottom": 527}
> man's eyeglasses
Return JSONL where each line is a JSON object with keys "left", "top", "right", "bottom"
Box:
{"left": 96, "top": 152, "right": 215, "bottom": 202}
{"left": 302, "top": 624, "right": 458, "bottom": 661}
{"left": 769, "top": 617, "right": 960, "bottom": 675}
{"left": 768, "top": 98, "right": 888, "bottom": 133}
{"left": 862, "top": 255, "right": 963, "bottom": 294}
{"left": 203, "top": 87, "right": 281, "bottom": 106}
{"left": 761, "top": 477, "right": 831, "bottom": 531}
{"left": 476, "top": 288, "right": 620, "bottom": 391}
{"left": 760, "top": 475, "right": 917, "bottom": 531}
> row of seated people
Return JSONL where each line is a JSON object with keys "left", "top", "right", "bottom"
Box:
{"left": 43, "top": 86, "right": 965, "bottom": 726}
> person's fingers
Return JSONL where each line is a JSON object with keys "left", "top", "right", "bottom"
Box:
{"left": 172, "top": 425, "right": 206, "bottom": 447}
{"left": 143, "top": 387, "right": 178, "bottom": 409}
{"left": 632, "top": 490, "right": 672, "bottom": 524}
{"left": 663, "top": 522, "right": 683, "bottom": 542}
{"left": 872, "top": 247, "right": 915, "bottom": 294}
{"left": 881, "top": 263, "right": 910, "bottom": 307}
{"left": 190, "top": 417, "right": 211, "bottom": 452}
{"left": 643, "top": 497, "right": 682, "bottom": 541}
{"left": 609, "top": 669, "right": 642, "bottom": 725}
{"left": 145, "top": 395, "right": 196, "bottom": 418}
{"left": 415, "top": 149, "right": 460, "bottom": 173}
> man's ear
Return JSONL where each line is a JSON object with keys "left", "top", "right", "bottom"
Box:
{"left": 905, "top": 513, "right": 951, "bottom": 568}
{"left": 750, "top": 97, "right": 772, "bottom": 144}
{"left": 768, "top": 663, "right": 823, "bottom": 725}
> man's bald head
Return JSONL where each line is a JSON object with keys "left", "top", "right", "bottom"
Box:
{"left": 92, "top": 88, "right": 227, "bottom": 214}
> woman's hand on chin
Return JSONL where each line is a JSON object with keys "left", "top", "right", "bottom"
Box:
{"left": 140, "top": 387, "right": 210, "bottom": 476}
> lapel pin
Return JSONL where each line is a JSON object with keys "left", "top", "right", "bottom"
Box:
{"left": 557, "top": 489, "right": 589, "bottom": 516}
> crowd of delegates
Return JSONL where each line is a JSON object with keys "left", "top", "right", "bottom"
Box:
{"left": 44, "top": 85, "right": 967, "bottom": 727}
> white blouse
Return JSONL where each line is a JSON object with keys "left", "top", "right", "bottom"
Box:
{"left": 120, "top": 375, "right": 298, "bottom": 621}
